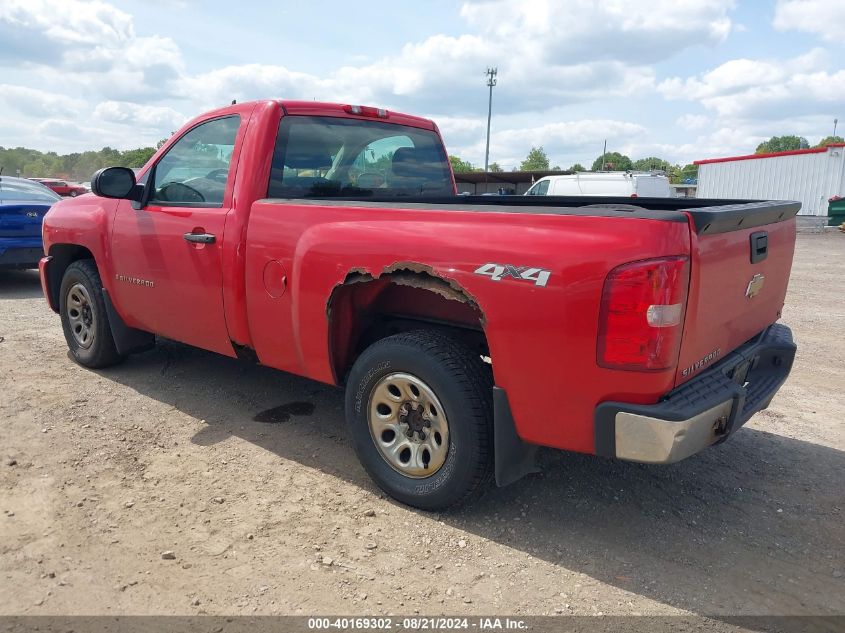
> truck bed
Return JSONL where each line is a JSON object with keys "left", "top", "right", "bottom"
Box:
{"left": 267, "top": 195, "right": 801, "bottom": 234}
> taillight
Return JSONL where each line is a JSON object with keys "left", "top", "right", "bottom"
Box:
{"left": 597, "top": 256, "right": 689, "bottom": 371}
{"left": 344, "top": 105, "right": 389, "bottom": 118}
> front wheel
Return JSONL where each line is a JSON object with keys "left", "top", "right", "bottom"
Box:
{"left": 345, "top": 330, "right": 493, "bottom": 510}
{"left": 59, "top": 260, "right": 124, "bottom": 368}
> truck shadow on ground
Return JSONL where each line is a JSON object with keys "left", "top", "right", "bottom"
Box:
{"left": 0, "top": 269, "right": 43, "bottom": 300}
{"left": 98, "top": 338, "right": 844, "bottom": 619}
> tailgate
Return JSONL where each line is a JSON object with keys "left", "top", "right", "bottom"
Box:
{"left": 675, "top": 201, "right": 799, "bottom": 386}
{"left": 0, "top": 204, "right": 49, "bottom": 238}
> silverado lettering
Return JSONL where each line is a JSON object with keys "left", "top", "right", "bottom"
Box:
{"left": 681, "top": 348, "right": 722, "bottom": 377}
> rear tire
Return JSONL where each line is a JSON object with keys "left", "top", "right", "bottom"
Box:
{"left": 345, "top": 330, "right": 493, "bottom": 510}
{"left": 59, "top": 260, "right": 124, "bottom": 368}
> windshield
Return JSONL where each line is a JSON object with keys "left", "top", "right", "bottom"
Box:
{"left": 0, "top": 178, "right": 62, "bottom": 202}
{"left": 267, "top": 116, "right": 453, "bottom": 198}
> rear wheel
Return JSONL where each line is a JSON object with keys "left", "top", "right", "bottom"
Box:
{"left": 345, "top": 330, "right": 493, "bottom": 510}
{"left": 59, "top": 260, "right": 123, "bottom": 368}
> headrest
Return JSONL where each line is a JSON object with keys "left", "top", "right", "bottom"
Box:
{"left": 392, "top": 147, "right": 443, "bottom": 178}
{"left": 284, "top": 150, "right": 333, "bottom": 170}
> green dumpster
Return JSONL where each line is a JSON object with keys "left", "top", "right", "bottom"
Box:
{"left": 829, "top": 197, "right": 845, "bottom": 226}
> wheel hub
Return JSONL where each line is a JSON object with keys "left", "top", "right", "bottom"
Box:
{"left": 368, "top": 372, "right": 449, "bottom": 478}
{"left": 398, "top": 401, "right": 431, "bottom": 439}
{"left": 66, "top": 282, "right": 96, "bottom": 349}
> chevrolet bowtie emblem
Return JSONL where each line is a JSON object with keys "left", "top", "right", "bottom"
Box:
{"left": 746, "top": 273, "right": 765, "bottom": 298}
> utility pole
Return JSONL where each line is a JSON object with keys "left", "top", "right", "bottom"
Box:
{"left": 484, "top": 67, "right": 497, "bottom": 172}
{"left": 601, "top": 140, "right": 607, "bottom": 171}
{"left": 834, "top": 118, "right": 839, "bottom": 138}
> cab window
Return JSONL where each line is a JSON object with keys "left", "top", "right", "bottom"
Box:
{"left": 149, "top": 115, "right": 240, "bottom": 207}
{"left": 267, "top": 115, "right": 452, "bottom": 198}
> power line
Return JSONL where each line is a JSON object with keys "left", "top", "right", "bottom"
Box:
{"left": 484, "top": 67, "right": 497, "bottom": 172}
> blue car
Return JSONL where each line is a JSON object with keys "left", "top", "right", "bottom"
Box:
{"left": 0, "top": 176, "right": 61, "bottom": 269}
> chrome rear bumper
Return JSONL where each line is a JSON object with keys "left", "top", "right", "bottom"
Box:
{"left": 594, "top": 324, "right": 796, "bottom": 464}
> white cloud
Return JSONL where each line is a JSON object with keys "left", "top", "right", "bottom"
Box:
{"left": 773, "top": 0, "right": 845, "bottom": 41}
{"left": 460, "top": 0, "right": 735, "bottom": 64}
{"left": 0, "top": 0, "right": 184, "bottom": 98}
{"left": 178, "top": 0, "right": 734, "bottom": 117}
{"left": 93, "top": 101, "right": 186, "bottom": 131}
{"left": 658, "top": 49, "right": 845, "bottom": 119}
{"left": 676, "top": 114, "right": 711, "bottom": 130}
{"left": 0, "top": 85, "right": 85, "bottom": 118}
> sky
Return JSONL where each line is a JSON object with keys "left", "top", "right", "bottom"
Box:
{"left": 1, "top": 0, "right": 844, "bottom": 170}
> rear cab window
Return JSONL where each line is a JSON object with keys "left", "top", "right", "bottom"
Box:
{"left": 267, "top": 116, "right": 453, "bottom": 198}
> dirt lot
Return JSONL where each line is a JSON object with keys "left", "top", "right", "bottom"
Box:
{"left": 0, "top": 233, "right": 843, "bottom": 619}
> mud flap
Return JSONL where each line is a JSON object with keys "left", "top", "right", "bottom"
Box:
{"left": 493, "top": 387, "right": 540, "bottom": 486}
{"left": 102, "top": 289, "right": 155, "bottom": 355}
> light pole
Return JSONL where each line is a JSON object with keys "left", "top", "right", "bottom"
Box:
{"left": 834, "top": 118, "right": 839, "bottom": 139}
{"left": 484, "top": 67, "right": 497, "bottom": 172}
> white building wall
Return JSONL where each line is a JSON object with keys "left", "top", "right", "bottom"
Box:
{"left": 697, "top": 146, "right": 845, "bottom": 216}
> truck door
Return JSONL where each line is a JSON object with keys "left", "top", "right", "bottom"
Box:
{"left": 110, "top": 114, "right": 246, "bottom": 357}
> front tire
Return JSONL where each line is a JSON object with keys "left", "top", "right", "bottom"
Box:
{"left": 59, "top": 260, "right": 123, "bottom": 368}
{"left": 345, "top": 330, "right": 493, "bottom": 510}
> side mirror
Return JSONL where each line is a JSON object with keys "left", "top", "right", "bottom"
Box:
{"left": 91, "top": 167, "right": 141, "bottom": 200}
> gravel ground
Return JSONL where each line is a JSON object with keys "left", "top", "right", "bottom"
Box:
{"left": 0, "top": 233, "right": 842, "bottom": 619}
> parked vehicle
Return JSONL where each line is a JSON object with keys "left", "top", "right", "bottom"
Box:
{"left": 38, "top": 100, "right": 798, "bottom": 509}
{"left": 525, "top": 171, "right": 671, "bottom": 197}
{"left": 0, "top": 176, "right": 60, "bottom": 269}
{"left": 31, "top": 178, "right": 88, "bottom": 197}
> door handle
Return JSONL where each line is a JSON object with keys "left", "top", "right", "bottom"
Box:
{"left": 184, "top": 232, "right": 215, "bottom": 244}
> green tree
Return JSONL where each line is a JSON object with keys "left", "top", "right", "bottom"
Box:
{"left": 569, "top": 163, "right": 586, "bottom": 172}
{"left": 816, "top": 135, "right": 844, "bottom": 147}
{"left": 448, "top": 155, "right": 474, "bottom": 173}
{"left": 591, "top": 151, "right": 632, "bottom": 171}
{"left": 488, "top": 162, "right": 503, "bottom": 172}
{"left": 671, "top": 163, "right": 698, "bottom": 184}
{"left": 632, "top": 156, "right": 671, "bottom": 171}
{"left": 0, "top": 144, "right": 167, "bottom": 181}
{"left": 755, "top": 135, "right": 809, "bottom": 153}
{"left": 120, "top": 147, "right": 157, "bottom": 168}
{"left": 520, "top": 146, "right": 550, "bottom": 171}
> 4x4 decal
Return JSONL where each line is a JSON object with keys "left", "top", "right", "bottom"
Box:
{"left": 473, "top": 263, "right": 551, "bottom": 287}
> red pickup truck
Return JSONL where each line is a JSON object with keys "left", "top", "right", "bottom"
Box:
{"left": 39, "top": 100, "right": 798, "bottom": 509}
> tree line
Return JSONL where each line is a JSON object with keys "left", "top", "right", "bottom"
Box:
{"left": 0, "top": 141, "right": 166, "bottom": 182}
{"left": 450, "top": 147, "right": 698, "bottom": 183}
{"left": 449, "top": 133, "right": 845, "bottom": 183}
{"left": 5, "top": 131, "right": 841, "bottom": 184}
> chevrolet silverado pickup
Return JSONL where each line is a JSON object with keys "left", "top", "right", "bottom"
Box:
{"left": 39, "top": 100, "right": 798, "bottom": 509}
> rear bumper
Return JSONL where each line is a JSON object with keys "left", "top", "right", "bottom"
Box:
{"left": 594, "top": 324, "right": 796, "bottom": 464}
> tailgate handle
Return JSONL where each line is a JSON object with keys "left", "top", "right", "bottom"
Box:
{"left": 750, "top": 231, "right": 768, "bottom": 264}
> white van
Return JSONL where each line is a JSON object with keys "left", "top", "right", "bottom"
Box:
{"left": 524, "top": 172, "right": 671, "bottom": 198}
